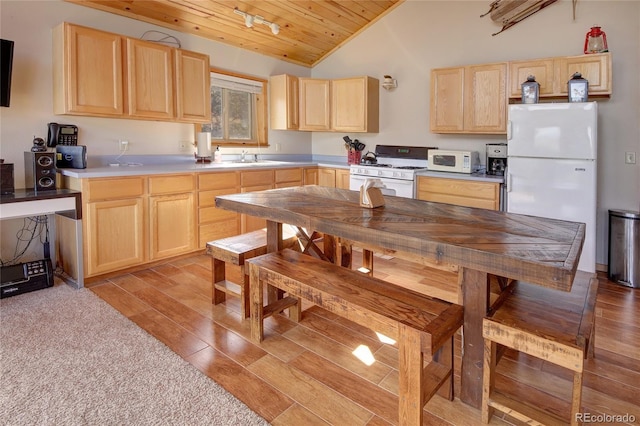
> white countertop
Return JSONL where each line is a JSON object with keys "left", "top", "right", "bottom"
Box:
{"left": 57, "top": 157, "right": 502, "bottom": 183}
{"left": 58, "top": 160, "right": 351, "bottom": 179}
{"left": 417, "top": 170, "right": 505, "bottom": 183}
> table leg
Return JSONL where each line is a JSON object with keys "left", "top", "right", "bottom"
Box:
{"left": 460, "top": 267, "right": 489, "bottom": 408}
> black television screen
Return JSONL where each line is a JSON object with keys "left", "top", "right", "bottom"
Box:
{"left": 1, "top": 39, "right": 15, "bottom": 107}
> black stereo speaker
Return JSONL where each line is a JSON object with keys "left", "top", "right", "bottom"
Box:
{"left": 0, "top": 162, "right": 14, "bottom": 194}
{"left": 24, "top": 151, "right": 56, "bottom": 191}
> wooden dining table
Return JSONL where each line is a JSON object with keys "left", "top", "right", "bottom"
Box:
{"left": 216, "top": 185, "right": 585, "bottom": 409}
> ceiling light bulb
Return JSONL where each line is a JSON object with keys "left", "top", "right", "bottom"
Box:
{"left": 245, "top": 14, "right": 254, "bottom": 28}
{"left": 270, "top": 23, "right": 280, "bottom": 35}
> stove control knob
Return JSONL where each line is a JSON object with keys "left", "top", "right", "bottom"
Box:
{"left": 377, "top": 171, "right": 383, "bottom": 176}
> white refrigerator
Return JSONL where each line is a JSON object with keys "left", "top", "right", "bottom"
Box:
{"left": 507, "top": 102, "right": 597, "bottom": 273}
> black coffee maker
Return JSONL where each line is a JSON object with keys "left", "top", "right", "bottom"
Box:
{"left": 486, "top": 143, "right": 507, "bottom": 176}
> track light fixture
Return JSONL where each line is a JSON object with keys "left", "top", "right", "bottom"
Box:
{"left": 233, "top": 8, "right": 280, "bottom": 35}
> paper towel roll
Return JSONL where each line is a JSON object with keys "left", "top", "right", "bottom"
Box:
{"left": 196, "top": 132, "right": 211, "bottom": 157}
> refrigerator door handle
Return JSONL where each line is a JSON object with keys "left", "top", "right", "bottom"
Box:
{"left": 506, "top": 120, "right": 512, "bottom": 141}
{"left": 506, "top": 172, "right": 512, "bottom": 192}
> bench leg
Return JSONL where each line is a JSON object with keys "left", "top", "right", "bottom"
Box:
{"left": 212, "top": 258, "right": 226, "bottom": 305}
{"left": 436, "top": 337, "right": 454, "bottom": 401}
{"left": 481, "top": 338, "right": 497, "bottom": 424}
{"left": 398, "top": 324, "right": 423, "bottom": 426}
{"left": 362, "top": 249, "right": 374, "bottom": 276}
{"left": 249, "top": 262, "right": 264, "bottom": 342}
{"left": 570, "top": 371, "right": 583, "bottom": 426}
{"left": 241, "top": 265, "right": 250, "bottom": 319}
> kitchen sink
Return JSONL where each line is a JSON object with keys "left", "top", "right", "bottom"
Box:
{"left": 226, "top": 160, "right": 288, "bottom": 164}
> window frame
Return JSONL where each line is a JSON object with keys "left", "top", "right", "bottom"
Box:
{"left": 195, "top": 67, "right": 268, "bottom": 148}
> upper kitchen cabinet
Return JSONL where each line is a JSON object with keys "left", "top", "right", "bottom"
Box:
{"left": 430, "top": 63, "right": 507, "bottom": 134}
{"left": 331, "top": 76, "right": 379, "bottom": 133}
{"left": 270, "top": 74, "right": 299, "bottom": 130}
{"left": 555, "top": 53, "right": 611, "bottom": 96}
{"left": 299, "top": 78, "right": 331, "bottom": 131}
{"left": 126, "top": 38, "right": 174, "bottom": 120}
{"left": 53, "top": 22, "right": 210, "bottom": 123}
{"left": 53, "top": 22, "right": 124, "bottom": 116}
{"left": 509, "top": 59, "right": 555, "bottom": 98}
{"left": 174, "top": 49, "right": 211, "bottom": 123}
{"left": 508, "top": 53, "right": 611, "bottom": 99}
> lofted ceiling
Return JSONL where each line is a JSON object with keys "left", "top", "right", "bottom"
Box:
{"left": 65, "top": 0, "right": 404, "bottom": 68}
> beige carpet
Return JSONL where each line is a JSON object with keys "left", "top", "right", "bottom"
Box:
{"left": 0, "top": 282, "right": 268, "bottom": 426}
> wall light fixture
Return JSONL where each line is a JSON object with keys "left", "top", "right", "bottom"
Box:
{"left": 234, "top": 8, "right": 280, "bottom": 35}
{"left": 382, "top": 75, "right": 397, "bottom": 91}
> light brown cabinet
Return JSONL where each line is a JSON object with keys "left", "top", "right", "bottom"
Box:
{"left": 270, "top": 74, "right": 299, "bottom": 130}
{"left": 275, "top": 168, "right": 303, "bottom": 188}
{"left": 81, "top": 177, "right": 146, "bottom": 276}
{"left": 304, "top": 167, "right": 319, "bottom": 185}
{"left": 197, "top": 172, "right": 240, "bottom": 247}
{"left": 430, "top": 63, "right": 507, "bottom": 134}
{"left": 508, "top": 53, "right": 611, "bottom": 99}
{"left": 175, "top": 49, "right": 211, "bottom": 123}
{"left": 148, "top": 174, "right": 196, "bottom": 260}
{"left": 416, "top": 176, "right": 500, "bottom": 211}
{"left": 279, "top": 75, "right": 379, "bottom": 133}
{"left": 53, "top": 22, "right": 210, "bottom": 123}
{"left": 126, "top": 38, "right": 174, "bottom": 120}
{"left": 317, "top": 167, "right": 350, "bottom": 189}
{"left": 241, "top": 169, "right": 275, "bottom": 233}
{"left": 331, "top": 76, "right": 379, "bottom": 133}
{"left": 53, "top": 23, "right": 124, "bottom": 116}
{"left": 299, "top": 78, "right": 331, "bottom": 131}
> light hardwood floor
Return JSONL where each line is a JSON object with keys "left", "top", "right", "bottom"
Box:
{"left": 88, "top": 252, "right": 640, "bottom": 425}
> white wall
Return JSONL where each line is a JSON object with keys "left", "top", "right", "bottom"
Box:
{"left": 0, "top": 0, "right": 311, "bottom": 263}
{"left": 311, "top": 0, "right": 640, "bottom": 266}
{"left": 0, "top": 0, "right": 638, "bottom": 267}
{"left": 0, "top": 0, "right": 312, "bottom": 190}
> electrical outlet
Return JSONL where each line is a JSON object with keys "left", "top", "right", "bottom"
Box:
{"left": 119, "top": 140, "right": 129, "bottom": 152}
{"left": 178, "top": 141, "right": 192, "bottom": 152}
{"left": 625, "top": 151, "right": 636, "bottom": 164}
{"left": 275, "top": 143, "right": 281, "bottom": 152}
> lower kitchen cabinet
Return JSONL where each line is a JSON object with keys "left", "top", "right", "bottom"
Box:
{"left": 336, "top": 169, "right": 350, "bottom": 189}
{"left": 304, "top": 167, "right": 319, "bottom": 185}
{"left": 317, "top": 167, "right": 350, "bottom": 189}
{"left": 416, "top": 176, "right": 500, "bottom": 210}
{"left": 241, "top": 169, "right": 274, "bottom": 233}
{"left": 275, "top": 168, "right": 303, "bottom": 188}
{"left": 197, "top": 171, "right": 240, "bottom": 247}
{"left": 148, "top": 174, "right": 196, "bottom": 260}
{"left": 81, "top": 177, "right": 146, "bottom": 276}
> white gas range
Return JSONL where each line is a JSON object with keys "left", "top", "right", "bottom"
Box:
{"left": 349, "top": 145, "right": 435, "bottom": 198}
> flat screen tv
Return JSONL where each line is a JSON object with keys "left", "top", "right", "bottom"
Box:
{"left": 1, "top": 39, "right": 15, "bottom": 107}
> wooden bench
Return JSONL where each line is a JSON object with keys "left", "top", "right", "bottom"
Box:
{"left": 247, "top": 248, "right": 464, "bottom": 425}
{"left": 482, "top": 271, "right": 599, "bottom": 425}
{"left": 206, "top": 229, "right": 297, "bottom": 318}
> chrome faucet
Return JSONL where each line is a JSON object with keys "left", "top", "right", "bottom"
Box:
{"left": 241, "top": 150, "right": 248, "bottom": 162}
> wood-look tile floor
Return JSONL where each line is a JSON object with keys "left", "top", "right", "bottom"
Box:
{"left": 88, "top": 253, "right": 640, "bottom": 425}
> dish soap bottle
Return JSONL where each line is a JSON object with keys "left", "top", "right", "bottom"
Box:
{"left": 214, "top": 146, "right": 222, "bottom": 163}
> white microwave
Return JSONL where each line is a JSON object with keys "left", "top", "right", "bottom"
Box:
{"left": 428, "top": 150, "right": 480, "bottom": 174}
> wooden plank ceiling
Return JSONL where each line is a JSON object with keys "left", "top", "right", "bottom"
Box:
{"left": 65, "top": 0, "right": 404, "bottom": 68}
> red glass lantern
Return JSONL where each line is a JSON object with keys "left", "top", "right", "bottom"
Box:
{"left": 584, "top": 26, "right": 608, "bottom": 54}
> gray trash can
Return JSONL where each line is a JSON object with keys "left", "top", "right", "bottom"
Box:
{"left": 608, "top": 209, "right": 640, "bottom": 288}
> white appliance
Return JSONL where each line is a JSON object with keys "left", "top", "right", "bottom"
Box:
{"left": 507, "top": 102, "right": 597, "bottom": 273}
{"left": 427, "top": 150, "right": 480, "bottom": 173}
{"left": 349, "top": 145, "right": 432, "bottom": 198}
